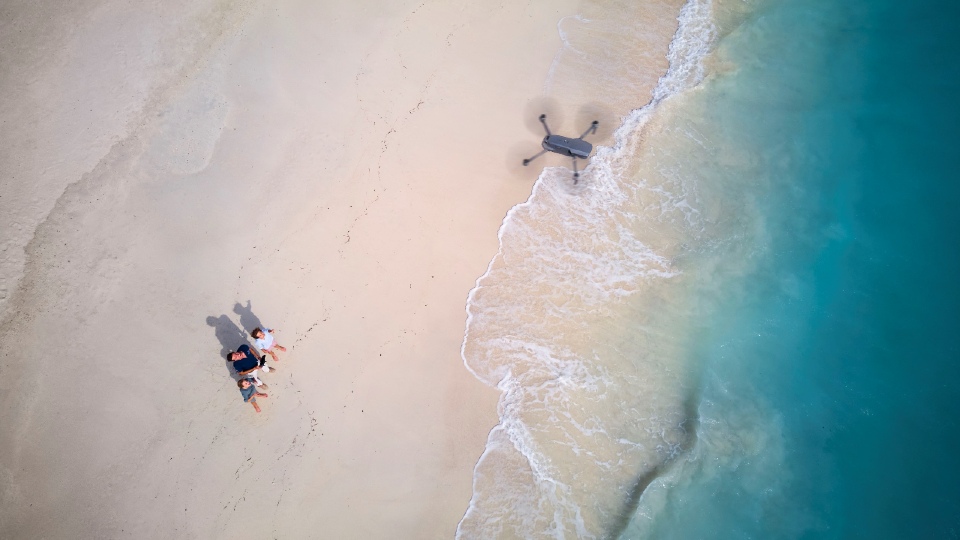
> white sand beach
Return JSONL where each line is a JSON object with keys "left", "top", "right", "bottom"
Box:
{"left": 0, "top": 0, "right": 683, "bottom": 537}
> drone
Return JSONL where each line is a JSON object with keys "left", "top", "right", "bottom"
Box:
{"left": 522, "top": 114, "right": 599, "bottom": 184}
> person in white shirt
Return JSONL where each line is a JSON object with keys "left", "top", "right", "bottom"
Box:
{"left": 252, "top": 327, "right": 287, "bottom": 362}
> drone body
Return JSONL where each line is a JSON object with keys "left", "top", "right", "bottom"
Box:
{"left": 542, "top": 134, "right": 592, "bottom": 159}
{"left": 522, "top": 114, "right": 599, "bottom": 183}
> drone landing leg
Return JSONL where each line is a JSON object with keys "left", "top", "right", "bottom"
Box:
{"left": 572, "top": 157, "right": 580, "bottom": 184}
{"left": 522, "top": 149, "right": 548, "bottom": 166}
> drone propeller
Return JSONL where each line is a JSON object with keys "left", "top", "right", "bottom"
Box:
{"left": 579, "top": 120, "right": 599, "bottom": 139}
{"left": 575, "top": 102, "right": 615, "bottom": 142}
{"left": 524, "top": 97, "right": 564, "bottom": 134}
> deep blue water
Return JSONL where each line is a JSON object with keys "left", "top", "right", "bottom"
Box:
{"left": 633, "top": 0, "right": 960, "bottom": 537}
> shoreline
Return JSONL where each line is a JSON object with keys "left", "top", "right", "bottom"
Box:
{"left": 457, "top": 0, "right": 701, "bottom": 536}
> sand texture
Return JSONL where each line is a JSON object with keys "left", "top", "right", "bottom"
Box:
{"left": 0, "top": 0, "right": 681, "bottom": 538}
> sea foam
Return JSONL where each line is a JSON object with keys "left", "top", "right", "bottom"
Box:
{"left": 457, "top": 1, "right": 717, "bottom": 538}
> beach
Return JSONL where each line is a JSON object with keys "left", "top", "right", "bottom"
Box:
{"left": 0, "top": 1, "right": 684, "bottom": 538}
{"left": 8, "top": 0, "right": 954, "bottom": 537}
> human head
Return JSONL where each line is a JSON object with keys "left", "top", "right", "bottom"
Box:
{"left": 251, "top": 328, "right": 264, "bottom": 339}
{"left": 238, "top": 379, "right": 251, "bottom": 389}
{"left": 227, "top": 350, "right": 244, "bottom": 361}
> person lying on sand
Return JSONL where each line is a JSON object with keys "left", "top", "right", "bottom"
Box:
{"left": 238, "top": 378, "right": 268, "bottom": 413}
{"left": 227, "top": 344, "right": 274, "bottom": 388}
{"left": 252, "top": 327, "right": 287, "bottom": 362}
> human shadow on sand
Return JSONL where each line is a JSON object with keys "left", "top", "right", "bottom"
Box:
{"left": 206, "top": 314, "right": 249, "bottom": 381}
{"left": 234, "top": 300, "right": 264, "bottom": 335}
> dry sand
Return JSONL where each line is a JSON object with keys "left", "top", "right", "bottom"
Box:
{"left": 0, "top": 0, "right": 681, "bottom": 538}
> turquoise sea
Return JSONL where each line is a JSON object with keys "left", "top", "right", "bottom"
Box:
{"left": 458, "top": 0, "right": 960, "bottom": 537}
{"left": 629, "top": 0, "right": 960, "bottom": 538}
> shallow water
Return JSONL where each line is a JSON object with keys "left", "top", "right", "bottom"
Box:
{"left": 459, "top": 0, "right": 960, "bottom": 537}
{"left": 625, "top": 0, "right": 960, "bottom": 537}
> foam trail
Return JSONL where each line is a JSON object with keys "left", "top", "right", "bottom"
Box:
{"left": 545, "top": 14, "right": 591, "bottom": 93}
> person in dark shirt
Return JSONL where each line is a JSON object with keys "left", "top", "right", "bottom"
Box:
{"left": 238, "top": 378, "right": 268, "bottom": 413}
{"left": 226, "top": 344, "right": 274, "bottom": 388}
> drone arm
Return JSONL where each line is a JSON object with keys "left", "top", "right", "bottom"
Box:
{"left": 538, "top": 114, "right": 553, "bottom": 136}
{"left": 579, "top": 120, "right": 599, "bottom": 139}
{"left": 522, "top": 149, "right": 549, "bottom": 166}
